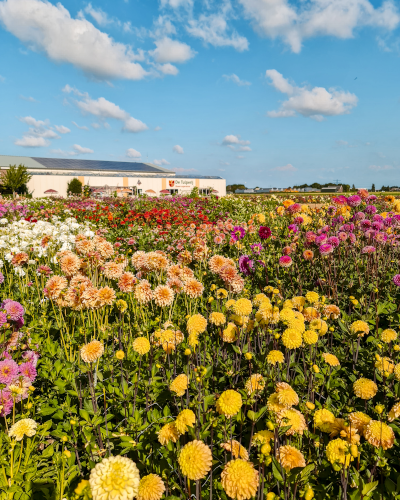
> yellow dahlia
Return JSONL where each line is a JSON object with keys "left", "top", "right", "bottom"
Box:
{"left": 364, "top": 420, "right": 395, "bottom": 449}
{"left": 253, "top": 293, "right": 269, "bottom": 306}
{"left": 322, "top": 353, "right": 340, "bottom": 367}
{"left": 80, "top": 340, "right": 104, "bottom": 363}
{"left": 353, "top": 378, "right": 378, "bottom": 400}
{"left": 388, "top": 402, "right": 400, "bottom": 422}
{"left": 225, "top": 299, "right": 236, "bottom": 309}
{"left": 267, "top": 393, "right": 287, "bottom": 413}
{"left": 381, "top": 329, "right": 398, "bottom": 343}
{"left": 221, "top": 323, "right": 238, "bottom": 343}
{"left": 158, "top": 422, "right": 180, "bottom": 445}
{"left": 170, "top": 374, "right": 188, "bottom": 397}
{"left": 221, "top": 440, "right": 249, "bottom": 460}
{"left": 314, "top": 409, "right": 335, "bottom": 433}
{"left": 133, "top": 337, "right": 150, "bottom": 355}
{"left": 188, "top": 332, "right": 199, "bottom": 348}
{"left": 266, "top": 350, "right": 284, "bottom": 365}
{"left": 175, "top": 409, "right": 196, "bottom": 434}
{"left": 251, "top": 430, "right": 274, "bottom": 446}
{"left": 303, "top": 307, "right": 320, "bottom": 322}
{"left": 395, "top": 363, "right": 400, "bottom": 380}
{"left": 279, "top": 308, "right": 295, "bottom": 322}
{"left": 348, "top": 412, "right": 372, "bottom": 434}
{"left": 216, "top": 390, "right": 243, "bottom": 418}
{"left": 232, "top": 298, "right": 252, "bottom": 317}
{"left": 291, "top": 296, "right": 306, "bottom": 309}
{"left": 245, "top": 374, "right": 265, "bottom": 395}
{"left": 303, "top": 330, "right": 318, "bottom": 345}
{"left": 210, "top": 312, "right": 226, "bottom": 326}
{"left": 9, "top": 419, "right": 37, "bottom": 441}
{"left": 329, "top": 418, "right": 360, "bottom": 444}
{"left": 178, "top": 440, "right": 212, "bottom": 480}
{"left": 137, "top": 474, "right": 165, "bottom": 500}
{"left": 305, "top": 291, "right": 319, "bottom": 304}
{"left": 350, "top": 320, "right": 369, "bottom": 337}
{"left": 282, "top": 328, "right": 302, "bottom": 349}
{"left": 187, "top": 314, "right": 207, "bottom": 335}
{"left": 326, "top": 438, "right": 352, "bottom": 468}
{"left": 89, "top": 456, "right": 140, "bottom": 500}
{"left": 221, "top": 459, "right": 259, "bottom": 500}
{"left": 375, "top": 356, "right": 394, "bottom": 375}
{"left": 277, "top": 408, "right": 307, "bottom": 436}
{"left": 276, "top": 382, "right": 299, "bottom": 407}
{"left": 276, "top": 445, "right": 306, "bottom": 471}
{"left": 216, "top": 288, "right": 229, "bottom": 299}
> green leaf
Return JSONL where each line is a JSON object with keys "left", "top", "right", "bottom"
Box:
{"left": 362, "top": 481, "right": 378, "bottom": 497}
{"left": 247, "top": 410, "right": 256, "bottom": 421}
{"left": 272, "top": 457, "right": 284, "bottom": 483}
{"left": 41, "top": 445, "right": 54, "bottom": 458}
{"left": 79, "top": 409, "right": 91, "bottom": 422}
{"left": 299, "top": 463, "right": 315, "bottom": 482}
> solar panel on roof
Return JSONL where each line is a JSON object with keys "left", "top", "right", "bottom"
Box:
{"left": 32, "top": 157, "right": 168, "bottom": 173}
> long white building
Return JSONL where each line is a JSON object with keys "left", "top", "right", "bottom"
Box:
{"left": 0, "top": 156, "right": 226, "bottom": 197}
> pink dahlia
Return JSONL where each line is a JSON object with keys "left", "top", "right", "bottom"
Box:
{"left": 319, "top": 244, "right": 334, "bottom": 256}
{"left": 0, "top": 359, "right": 19, "bottom": 384}
{"left": 0, "top": 390, "right": 13, "bottom": 417}
{"left": 19, "top": 362, "right": 37, "bottom": 382}
{"left": 279, "top": 256, "right": 293, "bottom": 268}
{"left": 4, "top": 301, "right": 24, "bottom": 321}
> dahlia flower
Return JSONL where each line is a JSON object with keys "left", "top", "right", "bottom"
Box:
{"left": 326, "top": 438, "right": 352, "bottom": 467}
{"left": 353, "top": 378, "right": 377, "bottom": 400}
{"left": 216, "top": 390, "right": 242, "bottom": 417}
{"left": 178, "top": 440, "right": 212, "bottom": 480}
{"left": 137, "top": 474, "right": 165, "bottom": 500}
{"left": 175, "top": 409, "right": 196, "bottom": 434}
{"left": 158, "top": 422, "right": 180, "bottom": 445}
{"left": 0, "top": 359, "right": 19, "bottom": 384}
{"left": 221, "top": 440, "right": 249, "bottom": 460}
{"left": 221, "top": 459, "right": 259, "bottom": 500}
{"left": 133, "top": 337, "right": 150, "bottom": 355}
{"left": 365, "top": 420, "right": 395, "bottom": 449}
{"left": 80, "top": 340, "right": 104, "bottom": 363}
{"left": 276, "top": 445, "right": 306, "bottom": 471}
{"left": 9, "top": 418, "right": 37, "bottom": 441}
{"left": 170, "top": 374, "right": 188, "bottom": 397}
{"left": 89, "top": 456, "right": 140, "bottom": 500}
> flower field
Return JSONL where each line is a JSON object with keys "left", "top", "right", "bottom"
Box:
{"left": 2, "top": 191, "right": 400, "bottom": 500}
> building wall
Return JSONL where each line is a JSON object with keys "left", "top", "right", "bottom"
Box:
{"left": 28, "top": 174, "right": 226, "bottom": 197}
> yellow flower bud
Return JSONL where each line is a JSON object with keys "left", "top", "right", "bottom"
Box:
{"left": 394, "top": 345, "right": 400, "bottom": 351}
{"left": 261, "top": 443, "right": 271, "bottom": 455}
{"left": 266, "top": 421, "right": 275, "bottom": 430}
{"left": 329, "top": 327, "right": 334, "bottom": 332}
{"left": 62, "top": 436, "right": 68, "bottom": 442}
{"left": 196, "top": 377, "right": 201, "bottom": 382}
{"left": 208, "top": 297, "right": 214, "bottom": 303}
{"left": 375, "top": 354, "right": 381, "bottom": 361}
{"left": 305, "top": 489, "right": 315, "bottom": 500}
{"left": 245, "top": 352, "right": 253, "bottom": 360}
{"left": 116, "top": 350, "right": 125, "bottom": 360}
{"left": 29, "top": 386, "right": 35, "bottom": 392}
{"left": 375, "top": 404, "right": 384, "bottom": 414}
{"left": 63, "top": 450, "right": 71, "bottom": 458}
{"left": 27, "top": 403, "right": 33, "bottom": 409}
{"left": 156, "top": 363, "right": 161, "bottom": 369}
{"left": 266, "top": 492, "right": 275, "bottom": 500}
{"left": 184, "top": 349, "right": 191, "bottom": 356}
{"left": 350, "top": 444, "right": 358, "bottom": 457}
{"left": 70, "top": 420, "right": 76, "bottom": 425}
{"left": 312, "top": 365, "right": 320, "bottom": 373}
{"left": 210, "top": 284, "right": 217, "bottom": 291}
{"left": 274, "top": 333, "right": 280, "bottom": 340}
{"left": 306, "top": 402, "right": 315, "bottom": 410}
{"left": 349, "top": 296, "right": 355, "bottom": 300}
{"left": 265, "top": 456, "right": 272, "bottom": 466}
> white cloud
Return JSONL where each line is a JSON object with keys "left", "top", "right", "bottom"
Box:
{"left": 219, "top": 160, "right": 230, "bottom": 166}
{"left": 161, "top": 0, "right": 192, "bottom": 8}
{"left": 82, "top": 3, "right": 111, "bottom": 27}
{"left": 236, "top": 155, "right": 244, "bottom": 159}
{"left": 336, "top": 140, "right": 349, "bottom": 146}
{"left": 151, "top": 37, "right": 196, "bottom": 63}
{"left": 0, "top": 75, "right": 5, "bottom": 82}
{"left": 51, "top": 144, "right": 94, "bottom": 156}
{"left": 154, "top": 126, "right": 162, "bottom": 131}
{"left": 369, "top": 164, "right": 393, "bottom": 171}
{"left": 72, "top": 121, "right": 89, "bottom": 131}
{"left": 74, "top": 94, "right": 148, "bottom": 133}
{"left": 272, "top": 163, "right": 297, "bottom": 172}
{"left": 154, "top": 158, "right": 171, "bottom": 165}
{"left": 157, "top": 63, "right": 179, "bottom": 75}
{"left": 0, "top": 0, "right": 147, "bottom": 81}
{"left": 126, "top": 148, "right": 141, "bottom": 158}
{"left": 173, "top": 144, "right": 184, "bottom": 154}
{"left": 222, "top": 134, "right": 250, "bottom": 146}
{"left": 223, "top": 74, "right": 251, "bottom": 86}
{"left": 238, "top": 145, "right": 252, "bottom": 151}
{"left": 15, "top": 135, "right": 48, "bottom": 147}
{"left": 63, "top": 84, "right": 87, "bottom": 97}
{"left": 54, "top": 125, "right": 70, "bottom": 134}
{"left": 266, "top": 69, "right": 358, "bottom": 120}
{"left": 19, "top": 95, "right": 37, "bottom": 102}
{"left": 187, "top": 12, "right": 249, "bottom": 51}
{"left": 239, "top": 0, "right": 400, "bottom": 53}
{"left": 91, "top": 123, "right": 101, "bottom": 129}
{"left": 15, "top": 115, "right": 61, "bottom": 147}
{"left": 73, "top": 144, "right": 93, "bottom": 154}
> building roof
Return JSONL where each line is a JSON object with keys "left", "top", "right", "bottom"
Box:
{"left": 0, "top": 155, "right": 173, "bottom": 174}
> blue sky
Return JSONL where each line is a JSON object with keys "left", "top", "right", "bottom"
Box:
{"left": 0, "top": 0, "right": 400, "bottom": 188}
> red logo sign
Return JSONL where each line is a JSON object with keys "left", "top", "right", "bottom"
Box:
{"left": 169, "top": 180, "right": 175, "bottom": 187}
